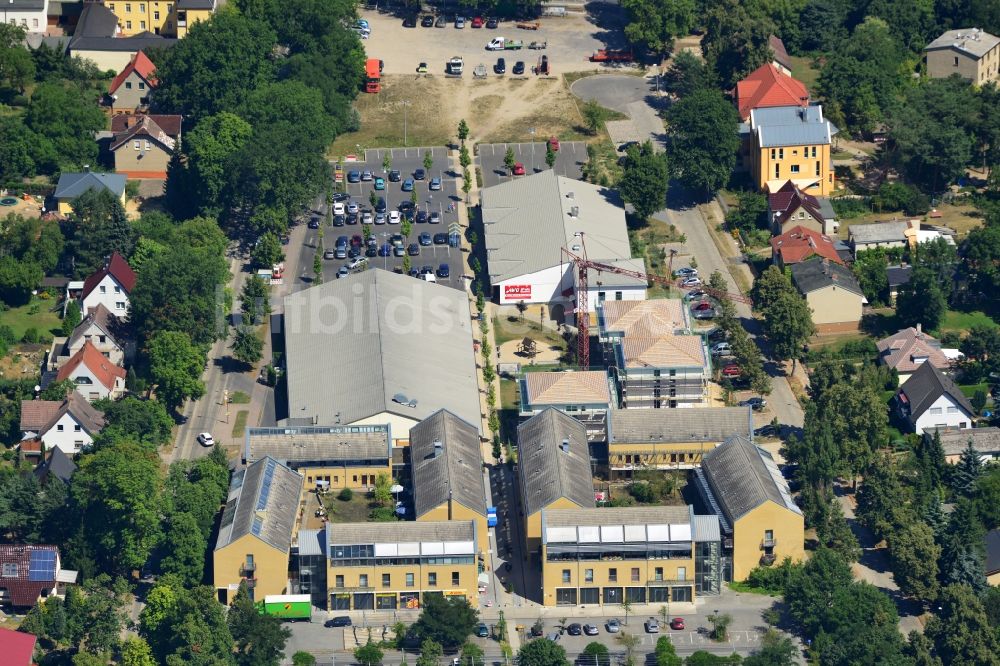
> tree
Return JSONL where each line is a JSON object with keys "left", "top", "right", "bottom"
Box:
{"left": 940, "top": 499, "right": 988, "bottom": 592}
{"left": 64, "top": 188, "right": 135, "bottom": 277}
{"left": 140, "top": 581, "right": 235, "bottom": 665}
{"left": 64, "top": 574, "right": 130, "bottom": 655}
{"left": 62, "top": 300, "right": 82, "bottom": 336}
{"left": 743, "top": 629, "right": 795, "bottom": 666}
{"left": 172, "top": 111, "right": 253, "bottom": 218}
{"left": 581, "top": 99, "right": 605, "bottom": 135}
{"left": 725, "top": 190, "right": 767, "bottom": 232}
{"left": 458, "top": 119, "right": 470, "bottom": 143}
{"left": 148, "top": 330, "right": 207, "bottom": 411}
{"left": 252, "top": 232, "right": 284, "bottom": 270}
{"left": 812, "top": 582, "right": 906, "bottom": 665}
{"left": 852, "top": 248, "right": 891, "bottom": 305}
{"left": 619, "top": 141, "right": 670, "bottom": 219}
{"left": 229, "top": 583, "right": 291, "bottom": 666}
{"left": 653, "top": 636, "right": 681, "bottom": 666}
{"left": 231, "top": 325, "right": 264, "bottom": 366}
{"left": 461, "top": 640, "right": 485, "bottom": 666}
{"left": 976, "top": 467, "right": 1000, "bottom": 529}
{"left": 784, "top": 548, "right": 853, "bottom": 637}
{"left": 545, "top": 145, "right": 557, "bottom": 169}
{"left": 460, "top": 144, "right": 471, "bottom": 169}
{"left": 856, "top": 455, "right": 911, "bottom": 540}
{"left": 504, "top": 147, "right": 516, "bottom": 173}
{"left": 706, "top": 612, "right": 732, "bottom": 641}
{"left": 752, "top": 267, "right": 815, "bottom": 369}
{"left": 0, "top": 256, "right": 42, "bottom": 307}
{"left": 121, "top": 637, "right": 157, "bottom": 666}
{"left": 925, "top": 584, "right": 1000, "bottom": 666}
{"left": 416, "top": 639, "right": 443, "bottom": 666}
{"left": 158, "top": 512, "right": 206, "bottom": 586}
{"left": 93, "top": 396, "right": 175, "bottom": 450}
{"left": 889, "top": 521, "right": 941, "bottom": 601}
{"left": 24, "top": 81, "right": 106, "bottom": 172}
{"left": 0, "top": 24, "right": 34, "bottom": 91}
{"left": 582, "top": 641, "right": 610, "bottom": 666}
{"left": 952, "top": 441, "right": 984, "bottom": 497}
{"left": 660, "top": 50, "right": 715, "bottom": 98}
{"left": 240, "top": 274, "right": 270, "bottom": 325}
{"left": 665, "top": 88, "right": 739, "bottom": 195}
{"left": 621, "top": 0, "right": 695, "bottom": 54}
{"left": 702, "top": 0, "right": 775, "bottom": 89}
{"left": 411, "top": 594, "right": 478, "bottom": 651}
{"left": 517, "top": 637, "right": 569, "bottom": 666}
{"left": 423, "top": 151, "right": 434, "bottom": 174}
{"left": 615, "top": 632, "right": 640, "bottom": 666}
{"left": 356, "top": 641, "right": 384, "bottom": 666}
{"left": 293, "top": 653, "right": 317, "bottom": 666}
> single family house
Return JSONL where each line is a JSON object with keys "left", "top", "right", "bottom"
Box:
{"left": 53, "top": 171, "right": 127, "bottom": 216}
{"left": 789, "top": 257, "right": 865, "bottom": 333}
{"left": 895, "top": 362, "right": 975, "bottom": 434}
{"left": 106, "top": 50, "right": 157, "bottom": 112}
{"left": 75, "top": 252, "right": 136, "bottom": 318}
{"left": 53, "top": 341, "right": 127, "bottom": 402}
{"left": 767, "top": 180, "right": 838, "bottom": 235}
{"left": 19, "top": 390, "right": 106, "bottom": 455}
{"left": 111, "top": 113, "right": 181, "bottom": 178}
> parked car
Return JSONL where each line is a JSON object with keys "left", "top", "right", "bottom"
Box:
{"left": 428, "top": 211, "right": 441, "bottom": 224}
{"left": 711, "top": 342, "right": 732, "bottom": 356}
{"left": 436, "top": 15, "right": 448, "bottom": 27}
{"left": 402, "top": 178, "right": 414, "bottom": 192}
{"left": 416, "top": 62, "right": 428, "bottom": 73}
{"left": 361, "top": 169, "right": 374, "bottom": 181}
{"left": 197, "top": 432, "right": 214, "bottom": 447}
{"left": 605, "top": 619, "right": 621, "bottom": 633}
{"left": 669, "top": 618, "right": 685, "bottom": 631}
{"left": 374, "top": 177, "right": 386, "bottom": 190}
{"left": 420, "top": 15, "right": 434, "bottom": 27}
{"left": 347, "top": 170, "right": 361, "bottom": 183}
{"left": 512, "top": 162, "right": 525, "bottom": 175}
{"left": 347, "top": 201, "right": 360, "bottom": 214}
{"left": 365, "top": 245, "right": 377, "bottom": 257}
{"left": 754, "top": 424, "right": 779, "bottom": 437}
{"left": 388, "top": 170, "right": 401, "bottom": 182}
{"left": 674, "top": 267, "right": 698, "bottom": 277}
{"left": 722, "top": 364, "right": 742, "bottom": 377}
{"left": 476, "top": 623, "right": 489, "bottom": 638}
{"left": 361, "top": 210, "right": 374, "bottom": 224}
{"left": 693, "top": 309, "right": 716, "bottom": 320}
{"left": 378, "top": 243, "right": 392, "bottom": 257}
{"left": 323, "top": 249, "right": 336, "bottom": 260}
{"left": 337, "top": 266, "right": 350, "bottom": 278}
{"left": 431, "top": 233, "right": 448, "bottom": 245}
{"left": 471, "top": 16, "right": 484, "bottom": 28}
{"left": 414, "top": 168, "right": 426, "bottom": 180}
{"left": 307, "top": 219, "right": 319, "bottom": 229}
{"left": 334, "top": 214, "right": 348, "bottom": 227}
{"left": 394, "top": 244, "right": 406, "bottom": 257}
{"left": 348, "top": 257, "right": 367, "bottom": 271}
{"left": 375, "top": 197, "right": 387, "bottom": 213}
{"left": 486, "top": 17, "right": 499, "bottom": 28}
{"left": 429, "top": 177, "right": 442, "bottom": 191}
{"left": 407, "top": 243, "right": 420, "bottom": 256}
{"left": 685, "top": 289, "right": 707, "bottom": 301}
{"left": 566, "top": 623, "right": 583, "bottom": 636}
{"left": 692, "top": 300, "right": 714, "bottom": 311}
{"left": 374, "top": 212, "right": 386, "bottom": 225}
{"left": 644, "top": 619, "right": 660, "bottom": 634}
{"left": 416, "top": 210, "right": 428, "bottom": 224}
{"left": 388, "top": 210, "right": 401, "bottom": 224}
{"left": 680, "top": 276, "right": 702, "bottom": 288}
{"left": 331, "top": 192, "right": 350, "bottom": 202}
{"left": 495, "top": 57, "right": 506, "bottom": 74}
{"left": 455, "top": 16, "right": 465, "bottom": 28}
{"left": 583, "top": 624, "right": 599, "bottom": 636}
{"left": 437, "top": 263, "right": 450, "bottom": 278}
{"left": 325, "top": 616, "right": 352, "bottom": 628}
{"left": 513, "top": 61, "right": 525, "bottom": 75}
{"left": 399, "top": 200, "right": 415, "bottom": 215}
{"left": 740, "top": 397, "right": 767, "bottom": 410}
{"left": 402, "top": 15, "right": 417, "bottom": 27}
{"left": 418, "top": 232, "right": 432, "bottom": 246}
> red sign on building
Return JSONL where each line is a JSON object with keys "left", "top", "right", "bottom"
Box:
{"left": 503, "top": 284, "right": 532, "bottom": 299}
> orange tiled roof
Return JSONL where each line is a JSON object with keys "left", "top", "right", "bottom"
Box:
{"left": 771, "top": 225, "right": 843, "bottom": 266}
{"left": 56, "top": 341, "right": 126, "bottom": 391}
{"left": 525, "top": 371, "right": 611, "bottom": 406}
{"left": 735, "top": 63, "right": 809, "bottom": 120}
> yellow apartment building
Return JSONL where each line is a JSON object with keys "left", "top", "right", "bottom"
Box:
{"left": 213, "top": 456, "right": 304, "bottom": 604}
{"left": 244, "top": 425, "right": 393, "bottom": 492}
{"left": 103, "top": 0, "right": 216, "bottom": 37}
{"left": 296, "top": 521, "right": 479, "bottom": 610}
{"left": 606, "top": 407, "right": 753, "bottom": 478}
{"left": 745, "top": 105, "right": 837, "bottom": 197}
{"left": 409, "top": 410, "right": 490, "bottom": 558}
{"left": 541, "top": 506, "right": 723, "bottom": 606}
{"left": 694, "top": 435, "right": 804, "bottom": 582}
{"left": 517, "top": 409, "right": 595, "bottom": 557}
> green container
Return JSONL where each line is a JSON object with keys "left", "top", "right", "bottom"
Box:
{"left": 261, "top": 594, "right": 312, "bottom": 620}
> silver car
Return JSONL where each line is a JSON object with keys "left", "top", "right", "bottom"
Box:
{"left": 605, "top": 618, "right": 621, "bottom": 633}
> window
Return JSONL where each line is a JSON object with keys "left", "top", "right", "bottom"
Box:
{"left": 33, "top": 18, "right": 38, "bottom": 28}
{"left": 74, "top": 424, "right": 81, "bottom": 432}
{"left": 134, "top": 140, "right": 141, "bottom": 151}
{"left": 74, "top": 440, "right": 84, "bottom": 450}
{"left": 138, "top": 82, "right": 145, "bottom": 90}
{"left": 929, "top": 407, "right": 943, "bottom": 415}
{"left": 126, "top": 3, "right": 132, "bottom": 10}
{"left": 155, "top": 10, "right": 160, "bottom": 19}
{"left": 144, "top": 140, "right": 151, "bottom": 151}
{"left": 770, "top": 148, "right": 775, "bottom": 159}
{"left": 778, "top": 148, "right": 784, "bottom": 159}
{"left": 562, "top": 570, "right": 571, "bottom": 583}
{"left": 774, "top": 164, "right": 780, "bottom": 178}
{"left": 116, "top": 302, "right": 126, "bottom": 310}
{"left": 140, "top": 3, "right": 145, "bottom": 10}
{"left": 954, "top": 56, "right": 960, "bottom": 66}
{"left": 99, "top": 335, "right": 106, "bottom": 343}
{"left": 100, "top": 285, "right": 107, "bottom": 293}
{"left": 406, "top": 573, "right": 414, "bottom": 587}
{"left": 585, "top": 569, "right": 594, "bottom": 583}
{"left": 654, "top": 567, "right": 663, "bottom": 581}
{"left": 335, "top": 575, "right": 344, "bottom": 588}
{"left": 126, "top": 20, "right": 132, "bottom": 29}
{"left": 790, "top": 164, "right": 800, "bottom": 173}
{"left": 359, "top": 574, "right": 368, "bottom": 588}
{"left": 125, "top": 81, "right": 133, "bottom": 89}
{"left": 353, "top": 475, "right": 358, "bottom": 483}
{"left": 140, "top": 20, "right": 146, "bottom": 29}
{"left": 2, "top": 564, "right": 18, "bottom": 577}
{"left": 947, "top": 406, "right": 959, "bottom": 414}
{"left": 815, "top": 161, "right": 821, "bottom": 176}
{"left": 382, "top": 574, "right": 391, "bottom": 588}
{"left": 631, "top": 567, "right": 640, "bottom": 582}
{"left": 811, "top": 146, "right": 817, "bottom": 158}
{"left": 676, "top": 567, "right": 687, "bottom": 581}
{"left": 57, "top": 424, "right": 64, "bottom": 432}
{"left": 452, "top": 572, "right": 460, "bottom": 586}
{"left": 615, "top": 291, "right": 623, "bottom": 300}
{"left": 608, "top": 568, "right": 617, "bottom": 582}
{"left": 114, "top": 286, "right": 121, "bottom": 293}
{"left": 428, "top": 572, "right": 437, "bottom": 586}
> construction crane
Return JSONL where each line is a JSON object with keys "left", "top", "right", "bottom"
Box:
{"left": 562, "top": 240, "right": 751, "bottom": 369}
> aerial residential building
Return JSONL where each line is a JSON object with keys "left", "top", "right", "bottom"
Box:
{"left": 303, "top": 520, "right": 479, "bottom": 611}
{"left": 243, "top": 424, "right": 393, "bottom": 492}
{"left": 877, "top": 325, "right": 953, "bottom": 383}
{"left": 102, "top": 0, "right": 217, "bottom": 37}
{"left": 744, "top": 105, "right": 838, "bottom": 197}
{"left": 597, "top": 299, "right": 688, "bottom": 339}
{"left": 72, "top": 252, "right": 136, "bottom": 319}
{"left": 213, "top": 457, "right": 304, "bottom": 604}
{"left": 53, "top": 341, "right": 126, "bottom": 401}
{"left": 789, "top": 257, "right": 865, "bottom": 333}
{"left": 770, "top": 226, "right": 843, "bottom": 270}
{"left": 895, "top": 362, "right": 975, "bottom": 434}
{"left": 886, "top": 265, "right": 913, "bottom": 304}
{"left": 734, "top": 62, "right": 809, "bottom": 121}
{"left": 0, "top": 544, "right": 77, "bottom": 609}
{"left": 480, "top": 170, "right": 645, "bottom": 313}
{"left": 47, "top": 303, "right": 127, "bottom": 372}
{"left": 767, "top": 180, "right": 838, "bottom": 236}
{"left": 605, "top": 407, "right": 753, "bottom": 478}
{"left": 768, "top": 35, "right": 793, "bottom": 76}
{"left": 540, "top": 506, "right": 716, "bottom": 606}
{"left": 517, "top": 409, "right": 595, "bottom": 557}
{"left": 0, "top": 626, "right": 36, "bottom": 666}
{"left": 924, "top": 28, "right": 1000, "bottom": 85}
{"left": 19, "top": 391, "right": 106, "bottom": 455}
{"left": 409, "top": 410, "right": 489, "bottom": 558}
{"left": 68, "top": 2, "right": 176, "bottom": 71}
{"left": 693, "top": 435, "right": 804, "bottom": 581}
{"left": 282, "top": 270, "right": 481, "bottom": 445}
{"left": 53, "top": 171, "right": 127, "bottom": 216}
{"left": 106, "top": 50, "right": 157, "bottom": 112}
{"left": 34, "top": 447, "right": 77, "bottom": 485}
{"left": 929, "top": 427, "right": 1000, "bottom": 464}
{"left": 0, "top": 0, "right": 49, "bottom": 33}
{"left": 519, "top": 370, "right": 613, "bottom": 441}
{"left": 110, "top": 113, "right": 182, "bottom": 178}
{"left": 848, "top": 220, "right": 910, "bottom": 254}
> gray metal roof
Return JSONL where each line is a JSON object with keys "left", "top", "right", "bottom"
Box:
{"left": 607, "top": 407, "right": 753, "bottom": 444}
{"left": 987, "top": 529, "right": 1000, "bottom": 576}
{"left": 34, "top": 448, "right": 76, "bottom": 485}
{"left": 701, "top": 435, "right": 801, "bottom": 523}
{"left": 930, "top": 427, "right": 1000, "bottom": 457}
{"left": 244, "top": 425, "right": 391, "bottom": 466}
{"left": 750, "top": 105, "right": 837, "bottom": 148}
{"left": 71, "top": 34, "right": 178, "bottom": 52}
{"left": 481, "top": 170, "right": 631, "bottom": 283}
{"left": 790, "top": 257, "right": 864, "bottom": 297}
{"left": 925, "top": 28, "right": 1000, "bottom": 57}
{"left": 517, "top": 408, "right": 594, "bottom": 517}
{"left": 72, "top": 2, "right": 119, "bottom": 38}
{"left": 282, "top": 269, "right": 481, "bottom": 432}
{"left": 215, "top": 456, "right": 303, "bottom": 553}
{"left": 54, "top": 172, "right": 126, "bottom": 200}
{"left": 849, "top": 220, "right": 910, "bottom": 244}
{"left": 297, "top": 529, "right": 325, "bottom": 556}
{"left": 543, "top": 505, "right": 691, "bottom": 528}
{"left": 898, "top": 362, "right": 975, "bottom": 422}
{"left": 326, "top": 520, "right": 476, "bottom": 546}
{"left": 692, "top": 514, "right": 721, "bottom": 543}
{"left": 886, "top": 265, "right": 913, "bottom": 288}
{"left": 409, "top": 410, "right": 487, "bottom": 519}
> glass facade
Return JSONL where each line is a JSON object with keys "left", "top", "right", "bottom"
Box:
{"left": 695, "top": 540, "right": 721, "bottom": 596}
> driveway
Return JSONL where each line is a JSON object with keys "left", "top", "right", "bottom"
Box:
{"left": 570, "top": 73, "right": 667, "bottom": 150}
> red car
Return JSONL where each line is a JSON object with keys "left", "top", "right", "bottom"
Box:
{"left": 693, "top": 301, "right": 713, "bottom": 311}
{"left": 548, "top": 136, "right": 560, "bottom": 151}
{"left": 669, "top": 618, "right": 685, "bottom": 631}
{"left": 471, "top": 16, "right": 484, "bottom": 28}
{"left": 512, "top": 162, "right": 526, "bottom": 176}
{"left": 722, "top": 365, "right": 741, "bottom": 378}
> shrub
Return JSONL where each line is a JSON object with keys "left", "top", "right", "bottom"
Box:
{"left": 21, "top": 327, "right": 39, "bottom": 344}
{"left": 743, "top": 558, "right": 801, "bottom": 594}
{"left": 874, "top": 182, "right": 930, "bottom": 216}
{"left": 628, "top": 482, "right": 657, "bottom": 503}
{"left": 831, "top": 197, "right": 870, "bottom": 219}
{"left": 338, "top": 488, "right": 353, "bottom": 501}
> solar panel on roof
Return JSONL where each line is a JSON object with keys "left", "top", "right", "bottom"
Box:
{"left": 28, "top": 550, "right": 56, "bottom": 581}
{"left": 251, "top": 515, "right": 264, "bottom": 536}
{"left": 256, "top": 459, "right": 277, "bottom": 511}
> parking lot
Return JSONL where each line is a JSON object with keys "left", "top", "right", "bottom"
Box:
{"left": 314, "top": 146, "right": 466, "bottom": 290}
{"left": 477, "top": 141, "right": 587, "bottom": 188}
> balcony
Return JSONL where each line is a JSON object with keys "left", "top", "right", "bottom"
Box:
{"left": 760, "top": 553, "right": 777, "bottom": 566}
{"left": 760, "top": 537, "right": 777, "bottom": 550}
{"left": 240, "top": 563, "right": 256, "bottom": 576}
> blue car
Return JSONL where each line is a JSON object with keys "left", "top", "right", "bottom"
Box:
{"left": 402, "top": 178, "right": 414, "bottom": 192}
{"left": 429, "top": 177, "right": 442, "bottom": 191}
{"left": 436, "top": 263, "right": 450, "bottom": 278}
{"left": 347, "top": 170, "right": 361, "bottom": 183}
{"left": 378, "top": 243, "right": 392, "bottom": 257}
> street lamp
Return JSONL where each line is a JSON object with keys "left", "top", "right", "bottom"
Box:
{"left": 402, "top": 100, "right": 411, "bottom": 147}
{"left": 528, "top": 127, "right": 536, "bottom": 172}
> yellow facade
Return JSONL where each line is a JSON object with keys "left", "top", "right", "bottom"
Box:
{"left": 326, "top": 559, "right": 478, "bottom": 610}
{"left": 301, "top": 463, "right": 392, "bottom": 491}
{"left": 731, "top": 502, "right": 804, "bottom": 582}
{"left": 213, "top": 534, "right": 290, "bottom": 604}
{"left": 989, "top": 571, "right": 1000, "bottom": 587}
{"left": 804, "top": 285, "right": 863, "bottom": 328}
{"left": 609, "top": 441, "right": 720, "bottom": 475}
{"left": 57, "top": 192, "right": 128, "bottom": 216}
{"left": 526, "top": 497, "right": 581, "bottom": 553}
{"left": 541, "top": 550, "right": 696, "bottom": 607}
{"left": 418, "top": 502, "right": 489, "bottom": 561}
{"left": 104, "top": 1, "right": 213, "bottom": 37}
{"left": 753, "top": 142, "right": 834, "bottom": 197}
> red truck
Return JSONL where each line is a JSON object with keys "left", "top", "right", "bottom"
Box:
{"left": 590, "top": 49, "right": 633, "bottom": 63}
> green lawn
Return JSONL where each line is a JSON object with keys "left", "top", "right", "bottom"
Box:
{"left": 788, "top": 56, "right": 820, "bottom": 93}
{"left": 499, "top": 378, "right": 519, "bottom": 411}
{"left": 939, "top": 309, "right": 995, "bottom": 333}
{"left": 2, "top": 297, "right": 62, "bottom": 341}
{"left": 231, "top": 410, "right": 249, "bottom": 438}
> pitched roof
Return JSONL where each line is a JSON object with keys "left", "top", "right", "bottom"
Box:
{"left": 327, "top": 520, "right": 476, "bottom": 547}
{"left": 620, "top": 334, "right": 706, "bottom": 369}
{"left": 925, "top": 28, "right": 1000, "bottom": 58}
{"left": 543, "top": 506, "right": 693, "bottom": 545}
{"left": 987, "top": 529, "right": 1000, "bottom": 577}
{"left": 0, "top": 626, "right": 36, "bottom": 666}
{"left": 34, "top": 447, "right": 77, "bottom": 484}
{"left": 56, "top": 340, "right": 126, "bottom": 391}
{"left": 517, "top": 409, "right": 594, "bottom": 517}
{"left": 769, "top": 35, "right": 792, "bottom": 72}
{"left": 72, "top": 1, "right": 119, "bottom": 38}
{"left": 215, "top": 457, "right": 303, "bottom": 553}
{"left": 110, "top": 114, "right": 179, "bottom": 152}
{"left": 80, "top": 252, "right": 137, "bottom": 301}
{"left": 931, "top": 427, "right": 1000, "bottom": 457}
{"left": 524, "top": 371, "right": 612, "bottom": 406}
{"left": 877, "top": 327, "right": 951, "bottom": 374}
{"left": 109, "top": 50, "right": 157, "bottom": 94}
{"left": 768, "top": 181, "right": 829, "bottom": 226}
{"left": 598, "top": 299, "right": 687, "bottom": 337}
{"left": 481, "top": 170, "right": 631, "bottom": 283}
{"left": 735, "top": 63, "right": 809, "bottom": 120}
{"left": 886, "top": 265, "right": 913, "bottom": 289}
{"left": 66, "top": 303, "right": 121, "bottom": 352}
{"left": 111, "top": 113, "right": 182, "bottom": 136}
{"left": 71, "top": 32, "right": 178, "bottom": 53}
{"left": 771, "top": 226, "right": 843, "bottom": 266}
{"left": 0, "top": 545, "right": 62, "bottom": 607}
{"left": 20, "top": 391, "right": 106, "bottom": 437}
{"left": 790, "top": 256, "right": 864, "bottom": 297}
{"left": 607, "top": 406, "right": 753, "bottom": 444}
{"left": 849, "top": 220, "right": 910, "bottom": 245}
{"left": 701, "top": 435, "right": 801, "bottom": 523}
{"left": 409, "top": 410, "right": 487, "bottom": 518}
{"left": 898, "top": 362, "right": 975, "bottom": 421}
{"left": 53, "top": 171, "right": 127, "bottom": 201}
{"left": 244, "top": 425, "right": 392, "bottom": 467}
{"left": 749, "top": 105, "right": 837, "bottom": 148}
{"left": 283, "top": 270, "right": 481, "bottom": 430}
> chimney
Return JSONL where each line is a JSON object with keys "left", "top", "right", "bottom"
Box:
{"left": 916, "top": 323, "right": 922, "bottom": 337}
{"left": 570, "top": 205, "right": 579, "bottom": 217}
{"left": 560, "top": 438, "right": 570, "bottom": 453}
{"left": 821, "top": 257, "right": 830, "bottom": 274}
{"left": 432, "top": 440, "right": 443, "bottom": 457}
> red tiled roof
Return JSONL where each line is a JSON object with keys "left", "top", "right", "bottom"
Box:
{"left": 735, "top": 63, "right": 809, "bottom": 120}
{"left": 0, "top": 545, "right": 60, "bottom": 608}
{"left": 55, "top": 341, "right": 126, "bottom": 391}
{"left": 110, "top": 115, "right": 179, "bottom": 152}
{"left": 80, "top": 252, "right": 136, "bottom": 301}
{"left": 19, "top": 392, "right": 106, "bottom": 439}
{"left": 0, "top": 626, "right": 36, "bottom": 665}
{"left": 771, "top": 225, "right": 843, "bottom": 266}
{"left": 768, "top": 180, "right": 826, "bottom": 227}
{"left": 19, "top": 401, "right": 62, "bottom": 433}
{"left": 111, "top": 113, "right": 182, "bottom": 136}
{"left": 109, "top": 50, "right": 157, "bottom": 95}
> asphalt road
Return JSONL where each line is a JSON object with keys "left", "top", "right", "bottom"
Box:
{"left": 570, "top": 74, "right": 667, "bottom": 151}
{"left": 477, "top": 141, "right": 586, "bottom": 188}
